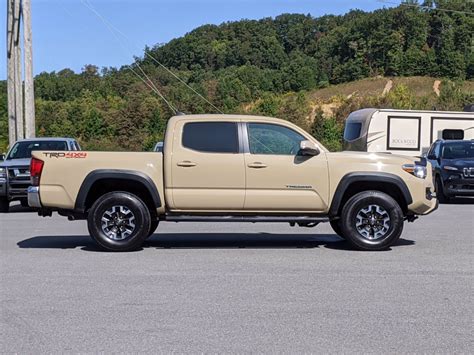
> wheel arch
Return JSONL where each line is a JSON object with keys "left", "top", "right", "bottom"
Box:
{"left": 329, "top": 172, "right": 413, "bottom": 217}
{"left": 75, "top": 170, "right": 161, "bottom": 213}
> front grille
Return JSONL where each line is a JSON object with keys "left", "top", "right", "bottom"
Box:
{"left": 7, "top": 166, "right": 30, "bottom": 182}
{"left": 463, "top": 167, "right": 474, "bottom": 178}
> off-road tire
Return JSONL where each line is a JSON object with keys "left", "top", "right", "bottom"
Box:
{"left": 87, "top": 191, "right": 151, "bottom": 252}
{"left": 330, "top": 220, "right": 345, "bottom": 239}
{"left": 0, "top": 197, "right": 9, "bottom": 213}
{"left": 147, "top": 219, "right": 159, "bottom": 238}
{"left": 340, "top": 190, "right": 404, "bottom": 251}
{"left": 436, "top": 176, "right": 450, "bottom": 204}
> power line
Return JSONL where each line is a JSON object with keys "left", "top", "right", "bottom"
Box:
{"left": 80, "top": 0, "right": 178, "bottom": 114}
{"left": 81, "top": 0, "right": 223, "bottom": 114}
{"left": 377, "top": 0, "right": 474, "bottom": 16}
{"left": 54, "top": 0, "right": 176, "bottom": 112}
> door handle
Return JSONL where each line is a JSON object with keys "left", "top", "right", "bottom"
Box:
{"left": 247, "top": 162, "right": 267, "bottom": 169}
{"left": 177, "top": 160, "right": 197, "bottom": 167}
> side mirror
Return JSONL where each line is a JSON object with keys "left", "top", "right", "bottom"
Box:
{"left": 0, "top": 154, "right": 4, "bottom": 161}
{"left": 299, "top": 140, "right": 320, "bottom": 156}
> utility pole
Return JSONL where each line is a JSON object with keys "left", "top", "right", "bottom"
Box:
{"left": 6, "top": 0, "right": 35, "bottom": 146}
{"left": 13, "top": 0, "right": 23, "bottom": 140}
{"left": 23, "top": 0, "right": 35, "bottom": 138}
{"left": 6, "top": 0, "right": 16, "bottom": 145}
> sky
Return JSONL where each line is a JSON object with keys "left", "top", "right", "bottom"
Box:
{"left": 0, "top": 0, "right": 395, "bottom": 80}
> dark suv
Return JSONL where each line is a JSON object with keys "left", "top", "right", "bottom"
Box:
{"left": 427, "top": 140, "right": 474, "bottom": 202}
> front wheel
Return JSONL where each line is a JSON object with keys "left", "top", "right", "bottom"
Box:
{"left": 330, "top": 220, "right": 345, "bottom": 239}
{"left": 340, "top": 191, "right": 404, "bottom": 251}
{"left": 436, "top": 177, "right": 450, "bottom": 203}
{"left": 87, "top": 192, "right": 151, "bottom": 252}
{"left": 0, "top": 197, "right": 9, "bottom": 213}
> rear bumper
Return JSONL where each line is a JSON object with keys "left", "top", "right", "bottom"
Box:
{"left": 28, "top": 186, "right": 42, "bottom": 208}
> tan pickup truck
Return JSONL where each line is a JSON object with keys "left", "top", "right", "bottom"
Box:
{"left": 28, "top": 114, "right": 438, "bottom": 252}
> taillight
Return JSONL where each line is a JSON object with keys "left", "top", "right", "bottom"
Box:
{"left": 30, "top": 157, "right": 44, "bottom": 186}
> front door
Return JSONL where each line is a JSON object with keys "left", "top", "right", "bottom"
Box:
{"left": 243, "top": 122, "right": 329, "bottom": 212}
{"left": 169, "top": 120, "right": 245, "bottom": 211}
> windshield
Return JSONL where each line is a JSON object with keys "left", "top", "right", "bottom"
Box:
{"left": 441, "top": 141, "right": 474, "bottom": 159}
{"left": 7, "top": 141, "right": 68, "bottom": 160}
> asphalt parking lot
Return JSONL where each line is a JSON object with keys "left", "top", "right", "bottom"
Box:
{"left": 1, "top": 201, "right": 473, "bottom": 353}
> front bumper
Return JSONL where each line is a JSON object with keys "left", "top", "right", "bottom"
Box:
{"left": 28, "top": 186, "right": 42, "bottom": 208}
{"left": 0, "top": 178, "right": 6, "bottom": 197}
{"left": 444, "top": 177, "right": 474, "bottom": 197}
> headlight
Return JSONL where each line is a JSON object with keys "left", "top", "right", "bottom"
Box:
{"left": 402, "top": 164, "right": 427, "bottom": 179}
{"left": 443, "top": 166, "right": 458, "bottom": 171}
{"left": 0, "top": 167, "right": 6, "bottom": 179}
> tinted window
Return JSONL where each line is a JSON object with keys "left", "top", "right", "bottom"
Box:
{"left": 428, "top": 142, "right": 441, "bottom": 158}
{"left": 72, "top": 141, "right": 80, "bottom": 151}
{"left": 182, "top": 122, "right": 239, "bottom": 153}
{"left": 442, "top": 129, "right": 464, "bottom": 140}
{"left": 248, "top": 123, "right": 305, "bottom": 155}
{"left": 344, "top": 122, "right": 362, "bottom": 141}
{"left": 7, "top": 140, "right": 68, "bottom": 160}
{"left": 434, "top": 142, "right": 441, "bottom": 157}
{"left": 442, "top": 142, "right": 474, "bottom": 159}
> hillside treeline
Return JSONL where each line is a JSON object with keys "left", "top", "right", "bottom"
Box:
{"left": 0, "top": 0, "right": 473, "bottom": 151}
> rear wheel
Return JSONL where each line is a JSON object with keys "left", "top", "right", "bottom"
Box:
{"left": 0, "top": 197, "right": 9, "bottom": 213}
{"left": 87, "top": 191, "right": 151, "bottom": 252}
{"left": 340, "top": 191, "right": 404, "bottom": 251}
{"left": 330, "top": 220, "right": 345, "bottom": 239}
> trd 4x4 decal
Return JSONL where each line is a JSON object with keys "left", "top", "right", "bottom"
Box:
{"left": 43, "top": 152, "right": 88, "bottom": 159}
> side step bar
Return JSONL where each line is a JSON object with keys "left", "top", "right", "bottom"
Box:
{"left": 164, "top": 215, "right": 329, "bottom": 223}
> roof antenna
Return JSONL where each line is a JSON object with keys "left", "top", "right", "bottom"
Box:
{"left": 176, "top": 111, "right": 186, "bottom": 116}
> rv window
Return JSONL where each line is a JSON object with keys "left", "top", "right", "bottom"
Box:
{"left": 442, "top": 129, "right": 464, "bottom": 140}
{"left": 344, "top": 122, "right": 362, "bottom": 141}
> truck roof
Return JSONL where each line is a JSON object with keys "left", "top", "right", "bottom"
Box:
{"left": 13, "top": 137, "right": 76, "bottom": 143}
{"left": 168, "top": 113, "right": 289, "bottom": 124}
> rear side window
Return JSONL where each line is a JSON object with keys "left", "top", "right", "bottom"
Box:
{"left": 344, "top": 122, "right": 362, "bottom": 141}
{"left": 182, "top": 122, "right": 239, "bottom": 153}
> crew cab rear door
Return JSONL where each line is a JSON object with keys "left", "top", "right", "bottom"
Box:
{"left": 243, "top": 121, "right": 329, "bottom": 212}
{"left": 168, "top": 119, "right": 245, "bottom": 210}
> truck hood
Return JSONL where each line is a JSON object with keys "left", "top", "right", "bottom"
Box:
{"left": 326, "top": 151, "right": 416, "bottom": 165}
{"left": 0, "top": 158, "right": 31, "bottom": 168}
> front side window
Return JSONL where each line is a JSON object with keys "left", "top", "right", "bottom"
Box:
{"left": 7, "top": 141, "right": 68, "bottom": 160}
{"left": 248, "top": 123, "right": 305, "bottom": 155}
{"left": 182, "top": 122, "right": 239, "bottom": 153}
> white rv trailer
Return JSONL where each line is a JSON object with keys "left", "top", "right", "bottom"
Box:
{"left": 343, "top": 108, "right": 474, "bottom": 156}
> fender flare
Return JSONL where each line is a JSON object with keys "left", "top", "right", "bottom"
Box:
{"left": 329, "top": 172, "right": 413, "bottom": 216}
{"left": 74, "top": 169, "right": 161, "bottom": 212}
